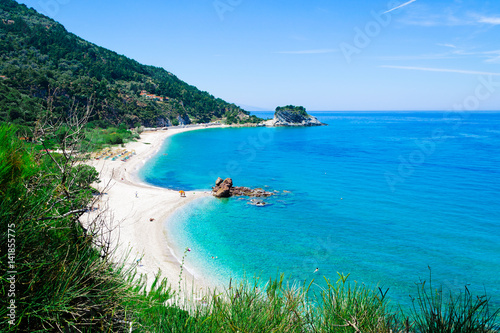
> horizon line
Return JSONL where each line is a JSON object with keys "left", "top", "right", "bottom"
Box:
{"left": 248, "top": 110, "right": 500, "bottom": 113}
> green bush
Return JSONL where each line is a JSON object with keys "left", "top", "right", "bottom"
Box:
{"left": 83, "top": 126, "right": 139, "bottom": 150}
{"left": 1, "top": 124, "right": 498, "bottom": 332}
{"left": 0, "top": 125, "right": 136, "bottom": 331}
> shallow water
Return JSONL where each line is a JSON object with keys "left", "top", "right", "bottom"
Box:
{"left": 139, "top": 111, "right": 500, "bottom": 308}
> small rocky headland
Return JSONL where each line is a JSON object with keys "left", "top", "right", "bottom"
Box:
{"left": 262, "top": 105, "right": 327, "bottom": 127}
{"left": 212, "top": 177, "right": 274, "bottom": 198}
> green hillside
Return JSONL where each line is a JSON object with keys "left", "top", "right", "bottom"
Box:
{"left": 0, "top": 0, "right": 259, "bottom": 129}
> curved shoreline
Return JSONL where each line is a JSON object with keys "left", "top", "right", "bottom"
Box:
{"left": 84, "top": 126, "right": 224, "bottom": 292}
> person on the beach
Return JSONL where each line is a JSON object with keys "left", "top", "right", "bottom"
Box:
{"left": 135, "top": 191, "right": 138, "bottom": 198}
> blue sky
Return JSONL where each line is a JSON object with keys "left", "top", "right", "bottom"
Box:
{"left": 16, "top": 0, "right": 500, "bottom": 111}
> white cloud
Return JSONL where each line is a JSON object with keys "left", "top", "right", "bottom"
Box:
{"left": 379, "top": 47, "right": 500, "bottom": 64}
{"left": 397, "top": 6, "right": 486, "bottom": 26}
{"left": 380, "top": 65, "right": 500, "bottom": 76}
{"left": 437, "top": 43, "right": 457, "bottom": 48}
{"left": 478, "top": 16, "right": 500, "bottom": 25}
{"left": 275, "top": 49, "right": 337, "bottom": 55}
{"left": 449, "top": 49, "right": 500, "bottom": 63}
{"left": 401, "top": 13, "right": 471, "bottom": 26}
{"left": 483, "top": 50, "right": 500, "bottom": 63}
{"left": 377, "top": 53, "right": 454, "bottom": 61}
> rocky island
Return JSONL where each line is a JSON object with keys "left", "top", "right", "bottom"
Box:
{"left": 212, "top": 177, "right": 274, "bottom": 198}
{"left": 262, "top": 105, "right": 327, "bottom": 127}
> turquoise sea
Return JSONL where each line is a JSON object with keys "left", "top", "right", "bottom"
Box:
{"left": 139, "top": 111, "right": 500, "bottom": 309}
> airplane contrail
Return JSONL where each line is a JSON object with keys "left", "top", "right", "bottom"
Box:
{"left": 383, "top": 0, "right": 417, "bottom": 14}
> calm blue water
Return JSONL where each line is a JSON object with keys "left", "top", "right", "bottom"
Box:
{"left": 140, "top": 112, "right": 500, "bottom": 308}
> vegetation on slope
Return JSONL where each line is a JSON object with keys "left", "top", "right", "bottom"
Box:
{"left": 1, "top": 1, "right": 499, "bottom": 332}
{"left": 1, "top": 120, "right": 499, "bottom": 331}
{"left": 0, "top": 123, "right": 124, "bottom": 330}
{"left": 276, "top": 105, "right": 309, "bottom": 117}
{"left": 0, "top": 0, "right": 257, "bottom": 128}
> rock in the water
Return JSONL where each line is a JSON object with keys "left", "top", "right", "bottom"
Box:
{"left": 222, "top": 178, "right": 233, "bottom": 187}
{"left": 248, "top": 199, "right": 269, "bottom": 207}
{"left": 214, "top": 186, "right": 231, "bottom": 198}
{"left": 213, "top": 178, "right": 233, "bottom": 198}
{"left": 215, "top": 177, "right": 224, "bottom": 186}
{"left": 212, "top": 177, "right": 274, "bottom": 198}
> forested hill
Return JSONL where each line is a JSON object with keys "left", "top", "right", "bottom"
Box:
{"left": 0, "top": 0, "right": 258, "bottom": 128}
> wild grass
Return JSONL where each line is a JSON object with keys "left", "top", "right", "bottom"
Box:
{"left": 2, "top": 124, "right": 499, "bottom": 332}
{"left": 124, "top": 270, "right": 499, "bottom": 333}
{"left": 313, "top": 273, "right": 396, "bottom": 332}
{"left": 0, "top": 123, "right": 140, "bottom": 331}
{"left": 404, "top": 271, "right": 500, "bottom": 333}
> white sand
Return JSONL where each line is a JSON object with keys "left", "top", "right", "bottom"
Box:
{"left": 83, "top": 126, "right": 222, "bottom": 293}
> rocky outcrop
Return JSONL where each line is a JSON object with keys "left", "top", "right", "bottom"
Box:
{"left": 177, "top": 114, "right": 191, "bottom": 126}
{"left": 231, "top": 186, "right": 273, "bottom": 197}
{"left": 213, "top": 178, "right": 233, "bottom": 198}
{"left": 215, "top": 177, "right": 224, "bottom": 186}
{"left": 212, "top": 178, "right": 274, "bottom": 198}
{"left": 262, "top": 110, "right": 326, "bottom": 127}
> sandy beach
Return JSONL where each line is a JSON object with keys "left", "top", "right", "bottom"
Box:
{"left": 83, "top": 126, "right": 220, "bottom": 293}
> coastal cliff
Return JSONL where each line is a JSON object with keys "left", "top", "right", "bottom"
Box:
{"left": 262, "top": 105, "right": 326, "bottom": 127}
